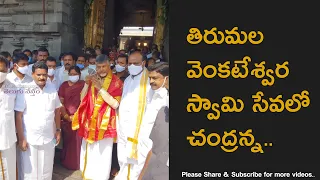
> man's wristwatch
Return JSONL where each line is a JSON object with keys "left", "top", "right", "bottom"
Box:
{"left": 56, "top": 128, "right": 62, "bottom": 132}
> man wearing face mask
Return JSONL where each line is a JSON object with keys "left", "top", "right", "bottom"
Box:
{"left": 88, "top": 55, "right": 97, "bottom": 71}
{"left": 57, "top": 52, "right": 76, "bottom": 87}
{"left": 109, "top": 59, "right": 116, "bottom": 73}
{"left": 76, "top": 54, "right": 90, "bottom": 80}
{"left": 46, "top": 56, "right": 60, "bottom": 91}
{"left": 115, "top": 51, "right": 152, "bottom": 180}
{"left": 138, "top": 62, "right": 169, "bottom": 180}
{"left": 115, "top": 54, "right": 129, "bottom": 82}
{"left": 110, "top": 54, "right": 128, "bottom": 178}
{"left": 7, "top": 53, "right": 33, "bottom": 87}
{"left": 23, "top": 49, "right": 33, "bottom": 64}
{"left": 72, "top": 54, "right": 123, "bottom": 180}
{"left": 0, "top": 55, "right": 18, "bottom": 180}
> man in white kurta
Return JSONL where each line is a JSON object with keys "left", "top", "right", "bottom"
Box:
{"left": 116, "top": 52, "right": 157, "bottom": 180}
{"left": 138, "top": 62, "right": 169, "bottom": 180}
{"left": 27, "top": 47, "right": 49, "bottom": 77}
{"left": 15, "top": 62, "right": 62, "bottom": 180}
{"left": 56, "top": 53, "right": 75, "bottom": 87}
{"left": 46, "top": 56, "right": 60, "bottom": 91}
{"left": 0, "top": 57, "right": 17, "bottom": 180}
{"left": 7, "top": 53, "right": 33, "bottom": 87}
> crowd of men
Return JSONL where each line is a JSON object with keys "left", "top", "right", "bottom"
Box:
{"left": 0, "top": 44, "right": 169, "bottom": 180}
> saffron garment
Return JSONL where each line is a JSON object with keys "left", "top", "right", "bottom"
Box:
{"left": 58, "top": 80, "right": 85, "bottom": 170}
{"left": 72, "top": 70, "right": 123, "bottom": 180}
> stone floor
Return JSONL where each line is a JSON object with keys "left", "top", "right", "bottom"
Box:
{"left": 52, "top": 151, "right": 82, "bottom": 180}
{"left": 52, "top": 150, "right": 116, "bottom": 180}
{"left": 52, "top": 163, "right": 82, "bottom": 180}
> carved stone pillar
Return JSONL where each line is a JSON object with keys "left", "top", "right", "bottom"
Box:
{"left": 34, "top": 38, "right": 49, "bottom": 48}
{"left": 154, "top": 0, "right": 165, "bottom": 48}
{"left": 0, "top": 0, "right": 19, "bottom": 5}
{"left": 84, "top": 0, "right": 106, "bottom": 48}
{"left": 10, "top": 38, "right": 24, "bottom": 49}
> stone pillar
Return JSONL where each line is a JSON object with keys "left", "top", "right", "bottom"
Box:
{"left": 163, "top": 20, "right": 169, "bottom": 62}
{"left": 154, "top": 0, "right": 165, "bottom": 48}
{"left": 0, "top": 0, "right": 84, "bottom": 58}
{"left": 103, "top": 0, "right": 115, "bottom": 49}
{"left": 84, "top": 0, "right": 106, "bottom": 49}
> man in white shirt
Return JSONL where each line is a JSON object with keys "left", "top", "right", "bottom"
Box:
{"left": 27, "top": 47, "right": 49, "bottom": 77}
{"left": 15, "top": 61, "right": 62, "bottom": 180}
{"left": 138, "top": 62, "right": 169, "bottom": 180}
{"left": 152, "top": 51, "right": 162, "bottom": 63}
{"left": 115, "top": 51, "right": 152, "bottom": 180}
{"left": 56, "top": 52, "right": 76, "bottom": 87}
{"left": 46, "top": 56, "right": 60, "bottom": 91}
{"left": 88, "top": 54, "right": 97, "bottom": 69}
{"left": 0, "top": 51, "right": 13, "bottom": 72}
{"left": 76, "top": 54, "right": 89, "bottom": 80}
{"left": 7, "top": 53, "right": 33, "bottom": 87}
{"left": 0, "top": 56, "right": 17, "bottom": 180}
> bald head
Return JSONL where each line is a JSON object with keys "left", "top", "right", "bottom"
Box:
{"left": 128, "top": 51, "right": 146, "bottom": 66}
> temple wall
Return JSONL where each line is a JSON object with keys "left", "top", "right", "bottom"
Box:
{"left": 0, "top": 0, "right": 84, "bottom": 58}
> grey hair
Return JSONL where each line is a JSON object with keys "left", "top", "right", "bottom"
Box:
{"left": 96, "top": 54, "right": 110, "bottom": 64}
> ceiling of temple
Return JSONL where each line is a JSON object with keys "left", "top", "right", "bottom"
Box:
{"left": 114, "top": 0, "right": 156, "bottom": 34}
{"left": 120, "top": 0, "right": 154, "bottom": 13}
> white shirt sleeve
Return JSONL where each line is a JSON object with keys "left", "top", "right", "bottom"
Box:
{"left": 27, "top": 64, "right": 33, "bottom": 77}
{"left": 14, "top": 91, "right": 26, "bottom": 112}
{"left": 54, "top": 92, "right": 62, "bottom": 109}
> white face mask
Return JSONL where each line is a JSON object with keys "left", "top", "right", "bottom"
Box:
{"left": 17, "top": 64, "right": 29, "bottom": 75}
{"left": 128, "top": 64, "right": 143, "bottom": 75}
{"left": 154, "top": 76, "right": 168, "bottom": 93}
{"left": 0, "top": 72, "right": 7, "bottom": 83}
{"left": 48, "top": 68, "right": 55, "bottom": 76}
{"left": 88, "top": 64, "right": 96, "bottom": 70}
{"left": 69, "top": 75, "right": 79, "bottom": 83}
{"left": 115, "top": 64, "right": 126, "bottom": 72}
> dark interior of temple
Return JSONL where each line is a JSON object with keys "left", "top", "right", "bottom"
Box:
{"left": 112, "top": 0, "right": 157, "bottom": 49}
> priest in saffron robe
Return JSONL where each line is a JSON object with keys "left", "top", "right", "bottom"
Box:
{"left": 72, "top": 54, "right": 123, "bottom": 180}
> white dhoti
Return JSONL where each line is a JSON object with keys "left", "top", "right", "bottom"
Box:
{"left": 80, "top": 138, "right": 113, "bottom": 180}
{"left": 0, "top": 143, "right": 16, "bottom": 180}
{"left": 18, "top": 142, "right": 55, "bottom": 180}
{"left": 115, "top": 136, "right": 153, "bottom": 180}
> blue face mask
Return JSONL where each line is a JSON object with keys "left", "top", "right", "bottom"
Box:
{"left": 76, "top": 63, "right": 85, "bottom": 69}
{"left": 61, "top": 61, "right": 64, "bottom": 66}
{"left": 28, "top": 56, "right": 32, "bottom": 63}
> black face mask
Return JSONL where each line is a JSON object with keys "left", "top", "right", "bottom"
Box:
{"left": 110, "top": 64, "right": 115, "bottom": 70}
